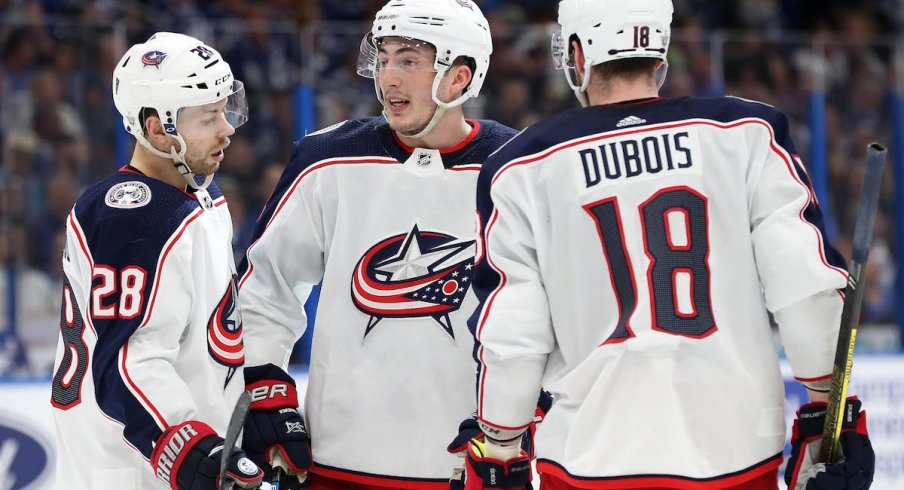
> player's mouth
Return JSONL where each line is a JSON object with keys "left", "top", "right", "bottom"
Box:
{"left": 210, "top": 149, "right": 225, "bottom": 162}
{"left": 386, "top": 97, "right": 410, "bottom": 113}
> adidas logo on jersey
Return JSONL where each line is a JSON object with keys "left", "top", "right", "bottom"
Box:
{"left": 617, "top": 116, "right": 647, "bottom": 128}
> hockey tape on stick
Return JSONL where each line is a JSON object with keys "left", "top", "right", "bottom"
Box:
{"left": 819, "top": 142, "right": 887, "bottom": 463}
{"left": 221, "top": 390, "right": 252, "bottom": 490}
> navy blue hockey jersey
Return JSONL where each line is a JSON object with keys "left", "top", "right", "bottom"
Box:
{"left": 51, "top": 167, "right": 243, "bottom": 490}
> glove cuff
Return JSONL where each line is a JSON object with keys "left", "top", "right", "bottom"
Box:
{"left": 151, "top": 420, "right": 217, "bottom": 490}
{"left": 245, "top": 364, "right": 299, "bottom": 410}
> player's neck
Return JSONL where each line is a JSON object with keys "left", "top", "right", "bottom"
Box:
{"left": 130, "top": 146, "right": 187, "bottom": 190}
{"left": 395, "top": 110, "right": 471, "bottom": 151}
{"left": 586, "top": 76, "right": 658, "bottom": 106}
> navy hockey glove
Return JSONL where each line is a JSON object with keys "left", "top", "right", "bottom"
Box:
{"left": 243, "top": 364, "right": 312, "bottom": 485}
{"left": 151, "top": 420, "right": 263, "bottom": 490}
{"left": 785, "top": 398, "right": 874, "bottom": 490}
{"left": 463, "top": 439, "right": 532, "bottom": 490}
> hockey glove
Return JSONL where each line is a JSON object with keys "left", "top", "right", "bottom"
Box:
{"left": 785, "top": 397, "right": 874, "bottom": 490}
{"left": 448, "top": 390, "right": 553, "bottom": 457}
{"left": 151, "top": 420, "right": 263, "bottom": 490}
{"left": 463, "top": 439, "right": 532, "bottom": 490}
{"left": 243, "top": 364, "right": 312, "bottom": 485}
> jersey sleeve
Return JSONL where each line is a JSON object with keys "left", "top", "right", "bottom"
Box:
{"left": 238, "top": 139, "right": 326, "bottom": 369}
{"left": 469, "top": 141, "right": 555, "bottom": 435}
{"left": 746, "top": 108, "right": 847, "bottom": 385}
{"left": 66, "top": 209, "right": 200, "bottom": 459}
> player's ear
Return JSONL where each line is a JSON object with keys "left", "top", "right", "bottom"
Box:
{"left": 572, "top": 39, "right": 586, "bottom": 76}
{"left": 142, "top": 110, "right": 168, "bottom": 144}
{"left": 451, "top": 63, "right": 473, "bottom": 94}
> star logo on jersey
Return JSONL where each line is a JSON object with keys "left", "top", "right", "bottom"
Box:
{"left": 351, "top": 225, "right": 475, "bottom": 339}
{"left": 207, "top": 274, "right": 244, "bottom": 386}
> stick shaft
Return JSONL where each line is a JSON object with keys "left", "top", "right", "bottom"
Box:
{"left": 818, "top": 143, "right": 886, "bottom": 463}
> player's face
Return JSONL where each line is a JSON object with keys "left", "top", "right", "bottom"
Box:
{"left": 174, "top": 99, "right": 235, "bottom": 175}
{"left": 376, "top": 38, "right": 448, "bottom": 136}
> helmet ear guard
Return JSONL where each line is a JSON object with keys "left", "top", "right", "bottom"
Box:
{"left": 112, "top": 32, "right": 248, "bottom": 190}
{"left": 553, "top": 0, "right": 673, "bottom": 106}
{"left": 357, "top": 0, "right": 492, "bottom": 138}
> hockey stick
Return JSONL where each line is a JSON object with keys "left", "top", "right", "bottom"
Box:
{"left": 220, "top": 390, "right": 252, "bottom": 490}
{"left": 818, "top": 142, "right": 887, "bottom": 463}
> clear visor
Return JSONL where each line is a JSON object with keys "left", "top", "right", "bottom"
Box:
{"left": 551, "top": 30, "right": 581, "bottom": 87}
{"left": 357, "top": 33, "right": 438, "bottom": 79}
{"left": 174, "top": 80, "right": 248, "bottom": 138}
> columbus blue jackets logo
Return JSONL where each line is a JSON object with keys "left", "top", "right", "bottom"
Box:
{"left": 352, "top": 225, "right": 475, "bottom": 339}
{"left": 105, "top": 181, "right": 152, "bottom": 209}
{"left": 141, "top": 50, "right": 167, "bottom": 68}
{"left": 207, "top": 275, "right": 244, "bottom": 385}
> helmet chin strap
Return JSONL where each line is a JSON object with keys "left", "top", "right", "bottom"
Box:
{"left": 135, "top": 131, "right": 214, "bottom": 191}
{"left": 378, "top": 70, "right": 469, "bottom": 141}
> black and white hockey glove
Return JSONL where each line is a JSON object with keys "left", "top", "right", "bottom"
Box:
{"left": 151, "top": 420, "right": 263, "bottom": 490}
{"left": 786, "top": 397, "right": 874, "bottom": 490}
{"left": 243, "top": 364, "right": 312, "bottom": 486}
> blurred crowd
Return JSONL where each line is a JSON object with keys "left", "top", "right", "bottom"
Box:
{"left": 0, "top": 0, "right": 901, "bottom": 375}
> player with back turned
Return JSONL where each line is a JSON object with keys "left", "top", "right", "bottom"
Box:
{"left": 50, "top": 32, "right": 264, "bottom": 490}
{"left": 235, "top": 0, "right": 518, "bottom": 488}
{"left": 459, "top": 1, "right": 875, "bottom": 489}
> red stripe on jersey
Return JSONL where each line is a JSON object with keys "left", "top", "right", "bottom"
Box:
{"left": 537, "top": 454, "right": 782, "bottom": 489}
{"left": 392, "top": 119, "right": 482, "bottom": 155}
{"left": 239, "top": 157, "right": 398, "bottom": 290}
{"left": 120, "top": 342, "right": 168, "bottom": 428}
{"left": 68, "top": 212, "right": 99, "bottom": 338}
{"left": 490, "top": 119, "right": 846, "bottom": 279}
{"left": 795, "top": 373, "right": 833, "bottom": 382}
{"left": 122, "top": 205, "right": 212, "bottom": 429}
{"left": 139, "top": 207, "right": 206, "bottom": 329}
{"left": 475, "top": 210, "right": 504, "bottom": 418}
{"left": 448, "top": 164, "right": 482, "bottom": 172}
{"left": 311, "top": 463, "right": 448, "bottom": 490}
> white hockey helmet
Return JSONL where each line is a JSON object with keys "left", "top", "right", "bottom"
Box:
{"left": 553, "top": 0, "right": 673, "bottom": 106}
{"left": 357, "top": 0, "right": 492, "bottom": 138}
{"left": 113, "top": 32, "right": 248, "bottom": 189}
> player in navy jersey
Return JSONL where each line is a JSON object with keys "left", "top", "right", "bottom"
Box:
{"left": 464, "top": 1, "right": 875, "bottom": 490}
{"left": 50, "top": 32, "right": 263, "bottom": 490}
{"left": 236, "top": 1, "right": 518, "bottom": 488}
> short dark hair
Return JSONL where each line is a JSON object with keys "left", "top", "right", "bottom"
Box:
{"left": 591, "top": 58, "right": 658, "bottom": 82}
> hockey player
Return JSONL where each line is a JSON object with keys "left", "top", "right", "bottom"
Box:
{"left": 50, "top": 32, "right": 263, "bottom": 490}
{"left": 236, "top": 0, "right": 518, "bottom": 487}
{"left": 463, "top": 1, "right": 875, "bottom": 489}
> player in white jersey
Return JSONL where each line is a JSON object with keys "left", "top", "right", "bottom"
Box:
{"left": 50, "top": 32, "right": 264, "bottom": 490}
{"left": 463, "top": 1, "right": 876, "bottom": 490}
{"left": 236, "top": 1, "right": 518, "bottom": 488}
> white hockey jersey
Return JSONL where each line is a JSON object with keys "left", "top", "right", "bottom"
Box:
{"left": 51, "top": 167, "right": 245, "bottom": 490}
{"left": 239, "top": 118, "right": 516, "bottom": 487}
{"left": 471, "top": 97, "right": 848, "bottom": 488}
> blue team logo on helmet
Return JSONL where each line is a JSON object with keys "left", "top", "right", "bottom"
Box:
{"left": 141, "top": 50, "right": 167, "bottom": 68}
{"left": 207, "top": 275, "right": 244, "bottom": 384}
{"left": 0, "top": 411, "right": 54, "bottom": 489}
{"left": 351, "top": 225, "right": 475, "bottom": 339}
